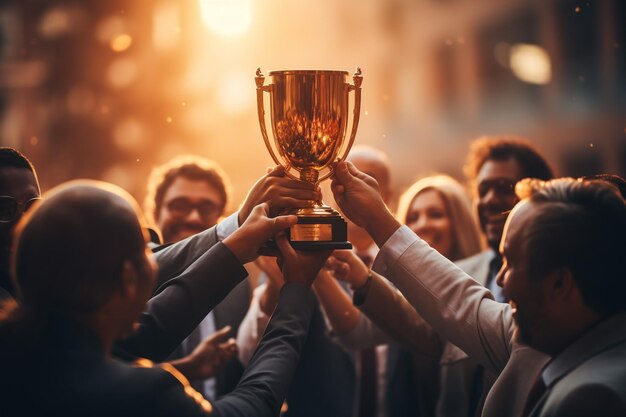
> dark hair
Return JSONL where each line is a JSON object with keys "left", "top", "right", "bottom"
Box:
{"left": 464, "top": 136, "right": 553, "bottom": 183}
{"left": 0, "top": 148, "right": 40, "bottom": 191}
{"left": 144, "top": 155, "right": 231, "bottom": 224}
{"left": 0, "top": 148, "right": 35, "bottom": 172}
{"left": 582, "top": 174, "right": 626, "bottom": 199}
{"left": 13, "top": 182, "right": 147, "bottom": 317}
{"left": 516, "top": 178, "right": 626, "bottom": 315}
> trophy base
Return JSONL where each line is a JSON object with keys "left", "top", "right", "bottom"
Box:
{"left": 265, "top": 207, "right": 353, "bottom": 252}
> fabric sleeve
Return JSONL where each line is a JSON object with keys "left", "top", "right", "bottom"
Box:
{"left": 212, "top": 283, "right": 316, "bottom": 417}
{"left": 373, "top": 225, "right": 515, "bottom": 374}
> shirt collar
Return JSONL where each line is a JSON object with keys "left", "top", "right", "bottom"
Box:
{"left": 542, "top": 311, "right": 626, "bottom": 387}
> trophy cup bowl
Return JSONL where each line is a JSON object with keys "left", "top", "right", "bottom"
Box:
{"left": 256, "top": 68, "right": 363, "bottom": 250}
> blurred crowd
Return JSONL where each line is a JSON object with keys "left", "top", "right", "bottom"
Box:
{"left": 0, "top": 136, "right": 625, "bottom": 417}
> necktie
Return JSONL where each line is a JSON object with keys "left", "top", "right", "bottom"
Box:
{"left": 522, "top": 375, "right": 547, "bottom": 417}
{"left": 487, "top": 255, "right": 507, "bottom": 303}
{"left": 356, "top": 251, "right": 377, "bottom": 417}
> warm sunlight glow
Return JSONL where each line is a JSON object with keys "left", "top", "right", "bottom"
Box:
{"left": 153, "top": 1, "right": 180, "bottom": 51}
{"left": 110, "top": 34, "right": 132, "bottom": 52}
{"left": 198, "top": 0, "right": 252, "bottom": 37}
{"left": 509, "top": 43, "right": 551, "bottom": 85}
{"left": 217, "top": 72, "right": 254, "bottom": 114}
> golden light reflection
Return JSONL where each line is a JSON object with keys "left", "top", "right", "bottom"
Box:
{"left": 198, "top": 0, "right": 252, "bottom": 37}
{"left": 107, "top": 59, "right": 138, "bottom": 89}
{"left": 509, "top": 43, "right": 551, "bottom": 85}
{"left": 217, "top": 73, "right": 254, "bottom": 114}
{"left": 153, "top": 1, "right": 181, "bottom": 51}
{"left": 95, "top": 16, "right": 126, "bottom": 44}
{"left": 113, "top": 118, "right": 144, "bottom": 151}
{"left": 110, "top": 34, "right": 133, "bottom": 52}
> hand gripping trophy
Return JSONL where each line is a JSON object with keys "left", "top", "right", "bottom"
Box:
{"left": 255, "top": 68, "right": 363, "bottom": 250}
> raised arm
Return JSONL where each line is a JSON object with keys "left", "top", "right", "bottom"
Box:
{"left": 115, "top": 204, "right": 297, "bottom": 362}
{"left": 324, "top": 249, "right": 442, "bottom": 355}
{"left": 330, "top": 161, "right": 515, "bottom": 374}
{"left": 213, "top": 232, "right": 331, "bottom": 417}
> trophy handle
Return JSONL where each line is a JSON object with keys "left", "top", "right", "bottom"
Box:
{"left": 256, "top": 68, "right": 300, "bottom": 181}
{"left": 318, "top": 67, "right": 363, "bottom": 183}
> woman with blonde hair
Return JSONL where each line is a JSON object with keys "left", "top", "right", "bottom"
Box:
{"left": 395, "top": 174, "right": 483, "bottom": 261}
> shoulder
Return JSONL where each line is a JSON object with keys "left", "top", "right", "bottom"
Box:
{"left": 543, "top": 383, "right": 626, "bottom": 417}
{"left": 542, "top": 345, "right": 626, "bottom": 417}
{"left": 133, "top": 358, "right": 214, "bottom": 415}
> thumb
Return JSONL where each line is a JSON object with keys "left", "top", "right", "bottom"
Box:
{"left": 334, "top": 161, "right": 357, "bottom": 186}
{"left": 271, "top": 215, "right": 298, "bottom": 234}
{"left": 207, "top": 326, "right": 232, "bottom": 343}
{"left": 345, "top": 160, "right": 373, "bottom": 183}
{"left": 266, "top": 165, "right": 285, "bottom": 177}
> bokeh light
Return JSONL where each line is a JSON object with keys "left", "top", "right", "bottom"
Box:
{"left": 509, "top": 44, "right": 552, "bottom": 85}
{"left": 198, "top": 0, "right": 252, "bottom": 37}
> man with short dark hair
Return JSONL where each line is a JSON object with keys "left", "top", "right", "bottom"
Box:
{"left": 145, "top": 155, "right": 249, "bottom": 401}
{"left": 330, "top": 160, "right": 626, "bottom": 417}
{"left": 460, "top": 136, "right": 553, "bottom": 302}
{"left": 145, "top": 155, "right": 232, "bottom": 245}
{"left": 1, "top": 180, "right": 331, "bottom": 416}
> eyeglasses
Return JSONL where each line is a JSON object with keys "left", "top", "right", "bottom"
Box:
{"left": 165, "top": 197, "right": 222, "bottom": 219}
{"left": 0, "top": 196, "right": 42, "bottom": 223}
{"left": 477, "top": 179, "right": 517, "bottom": 198}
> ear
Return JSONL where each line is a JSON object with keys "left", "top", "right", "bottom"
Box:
{"left": 543, "top": 267, "right": 578, "bottom": 305}
{"left": 120, "top": 260, "right": 138, "bottom": 300}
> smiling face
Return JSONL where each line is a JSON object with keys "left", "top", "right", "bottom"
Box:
{"left": 475, "top": 158, "right": 523, "bottom": 251}
{"left": 157, "top": 176, "right": 225, "bottom": 243}
{"left": 497, "top": 201, "right": 553, "bottom": 351}
{"left": 405, "top": 189, "right": 454, "bottom": 259}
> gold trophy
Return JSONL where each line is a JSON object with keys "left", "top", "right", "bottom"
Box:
{"left": 255, "top": 68, "right": 363, "bottom": 250}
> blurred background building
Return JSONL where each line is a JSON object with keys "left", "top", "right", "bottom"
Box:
{"left": 0, "top": 0, "right": 624, "bottom": 210}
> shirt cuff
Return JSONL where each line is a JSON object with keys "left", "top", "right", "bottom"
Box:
{"left": 216, "top": 211, "right": 240, "bottom": 241}
{"left": 372, "top": 225, "right": 418, "bottom": 276}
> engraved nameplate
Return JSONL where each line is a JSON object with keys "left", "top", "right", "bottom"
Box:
{"left": 291, "top": 224, "right": 333, "bottom": 241}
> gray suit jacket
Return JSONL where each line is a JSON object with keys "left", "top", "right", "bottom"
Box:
{"left": 372, "top": 226, "right": 550, "bottom": 417}
{"left": 529, "top": 312, "right": 626, "bottom": 417}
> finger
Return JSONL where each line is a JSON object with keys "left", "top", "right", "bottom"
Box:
{"left": 269, "top": 197, "right": 318, "bottom": 211}
{"left": 334, "top": 161, "right": 355, "bottom": 186}
{"left": 218, "top": 339, "right": 237, "bottom": 350}
{"left": 330, "top": 183, "right": 345, "bottom": 197}
{"left": 345, "top": 160, "right": 371, "bottom": 182}
{"left": 276, "top": 254, "right": 284, "bottom": 270}
{"left": 266, "top": 184, "right": 321, "bottom": 200}
{"left": 264, "top": 176, "right": 317, "bottom": 190}
{"left": 272, "top": 215, "right": 298, "bottom": 233}
{"left": 258, "top": 246, "right": 280, "bottom": 257}
{"left": 207, "top": 326, "right": 232, "bottom": 343}
{"left": 266, "top": 165, "right": 286, "bottom": 177}
{"left": 330, "top": 249, "right": 353, "bottom": 262}
{"left": 251, "top": 202, "right": 271, "bottom": 217}
{"left": 275, "top": 231, "right": 296, "bottom": 259}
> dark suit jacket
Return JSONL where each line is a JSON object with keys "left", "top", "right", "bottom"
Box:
{"left": 168, "top": 278, "right": 250, "bottom": 398}
{"left": 0, "top": 283, "right": 316, "bottom": 417}
{"left": 283, "top": 300, "right": 356, "bottom": 417}
{"left": 153, "top": 225, "right": 252, "bottom": 398}
{"left": 115, "top": 226, "right": 248, "bottom": 362}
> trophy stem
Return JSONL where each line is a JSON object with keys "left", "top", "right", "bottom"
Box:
{"left": 299, "top": 168, "right": 319, "bottom": 184}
